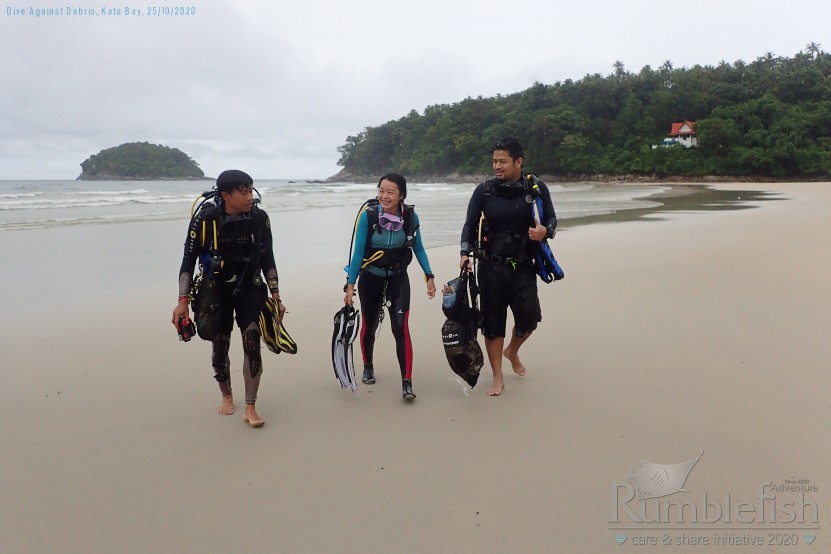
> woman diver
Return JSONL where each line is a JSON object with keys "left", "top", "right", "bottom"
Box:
{"left": 343, "top": 173, "right": 436, "bottom": 399}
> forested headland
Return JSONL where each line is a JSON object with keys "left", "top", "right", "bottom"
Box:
{"left": 334, "top": 46, "right": 831, "bottom": 182}
{"left": 78, "top": 142, "right": 206, "bottom": 180}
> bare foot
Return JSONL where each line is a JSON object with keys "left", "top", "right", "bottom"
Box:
{"left": 218, "top": 394, "right": 234, "bottom": 415}
{"left": 486, "top": 378, "right": 505, "bottom": 396}
{"left": 503, "top": 347, "right": 526, "bottom": 376}
{"left": 243, "top": 404, "right": 265, "bottom": 428}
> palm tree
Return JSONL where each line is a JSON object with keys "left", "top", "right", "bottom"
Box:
{"left": 762, "top": 51, "right": 779, "bottom": 69}
{"left": 613, "top": 60, "right": 627, "bottom": 80}
{"left": 659, "top": 60, "right": 674, "bottom": 87}
{"left": 804, "top": 42, "right": 823, "bottom": 59}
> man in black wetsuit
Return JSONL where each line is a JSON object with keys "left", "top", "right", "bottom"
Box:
{"left": 171, "top": 169, "right": 285, "bottom": 427}
{"left": 459, "top": 138, "right": 557, "bottom": 396}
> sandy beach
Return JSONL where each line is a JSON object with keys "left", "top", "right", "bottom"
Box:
{"left": 2, "top": 182, "right": 829, "bottom": 553}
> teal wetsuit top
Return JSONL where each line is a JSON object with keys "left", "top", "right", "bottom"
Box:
{"left": 347, "top": 208, "right": 432, "bottom": 284}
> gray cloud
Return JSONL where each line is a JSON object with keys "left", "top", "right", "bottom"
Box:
{"left": 2, "top": 0, "right": 828, "bottom": 179}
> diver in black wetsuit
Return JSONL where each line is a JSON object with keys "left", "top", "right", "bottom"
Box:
{"left": 171, "top": 169, "right": 285, "bottom": 427}
{"left": 459, "top": 138, "right": 557, "bottom": 396}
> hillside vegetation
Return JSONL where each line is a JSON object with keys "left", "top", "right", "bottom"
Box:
{"left": 337, "top": 46, "right": 831, "bottom": 179}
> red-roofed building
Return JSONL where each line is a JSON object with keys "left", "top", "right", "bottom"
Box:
{"left": 659, "top": 120, "right": 697, "bottom": 148}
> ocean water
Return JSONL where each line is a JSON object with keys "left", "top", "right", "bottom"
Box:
{"left": 0, "top": 179, "right": 778, "bottom": 310}
{"left": 0, "top": 179, "right": 667, "bottom": 248}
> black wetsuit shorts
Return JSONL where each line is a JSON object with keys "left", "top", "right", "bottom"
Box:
{"left": 216, "top": 280, "right": 267, "bottom": 335}
{"left": 477, "top": 259, "right": 541, "bottom": 339}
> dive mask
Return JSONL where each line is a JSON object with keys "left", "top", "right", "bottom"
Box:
{"left": 379, "top": 211, "right": 404, "bottom": 231}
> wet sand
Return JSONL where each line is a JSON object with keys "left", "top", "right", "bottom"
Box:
{"left": 1, "top": 182, "right": 829, "bottom": 553}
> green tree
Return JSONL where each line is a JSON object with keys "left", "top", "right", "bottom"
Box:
{"left": 335, "top": 49, "right": 831, "bottom": 179}
{"left": 79, "top": 142, "right": 204, "bottom": 179}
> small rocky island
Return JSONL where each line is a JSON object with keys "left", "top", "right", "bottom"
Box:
{"left": 77, "top": 142, "right": 207, "bottom": 180}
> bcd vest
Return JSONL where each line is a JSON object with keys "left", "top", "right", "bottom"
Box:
{"left": 362, "top": 200, "right": 418, "bottom": 272}
{"left": 476, "top": 175, "right": 541, "bottom": 263}
{"left": 196, "top": 203, "right": 268, "bottom": 286}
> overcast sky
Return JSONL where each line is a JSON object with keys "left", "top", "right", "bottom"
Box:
{"left": 1, "top": 0, "right": 827, "bottom": 180}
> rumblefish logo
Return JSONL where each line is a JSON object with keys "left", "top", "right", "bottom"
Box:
{"left": 626, "top": 449, "right": 703, "bottom": 500}
{"left": 610, "top": 450, "right": 820, "bottom": 528}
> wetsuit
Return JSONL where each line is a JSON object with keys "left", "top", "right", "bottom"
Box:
{"left": 347, "top": 205, "right": 433, "bottom": 380}
{"left": 178, "top": 203, "right": 279, "bottom": 404}
{"left": 460, "top": 175, "right": 557, "bottom": 339}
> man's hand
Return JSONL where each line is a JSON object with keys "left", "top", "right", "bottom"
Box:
{"left": 528, "top": 220, "right": 547, "bottom": 242}
{"left": 172, "top": 298, "right": 189, "bottom": 326}
{"left": 272, "top": 293, "right": 286, "bottom": 325}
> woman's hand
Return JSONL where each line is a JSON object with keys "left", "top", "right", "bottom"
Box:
{"left": 426, "top": 277, "right": 436, "bottom": 299}
{"left": 344, "top": 283, "right": 355, "bottom": 307}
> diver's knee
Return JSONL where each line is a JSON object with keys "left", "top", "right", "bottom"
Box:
{"left": 211, "top": 335, "right": 231, "bottom": 368}
{"left": 243, "top": 328, "right": 261, "bottom": 357}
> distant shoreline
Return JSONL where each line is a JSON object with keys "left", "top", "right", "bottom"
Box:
{"left": 322, "top": 168, "right": 831, "bottom": 185}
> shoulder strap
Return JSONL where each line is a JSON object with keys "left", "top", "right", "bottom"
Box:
{"left": 364, "top": 199, "right": 380, "bottom": 225}
{"left": 403, "top": 204, "right": 417, "bottom": 247}
{"left": 526, "top": 174, "right": 544, "bottom": 224}
{"left": 363, "top": 199, "right": 380, "bottom": 252}
{"left": 480, "top": 178, "right": 501, "bottom": 213}
{"left": 478, "top": 180, "right": 498, "bottom": 249}
{"left": 343, "top": 199, "right": 376, "bottom": 285}
{"left": 482, "top": 179, "right": 497, "bottom": 198}
{"left": 198, "top": 203, "right": 220, "bottom": 252}
{"left": 243, "top": 206, "right": 267, "bottom": 277}
{"left": 251, "top": 205, "right": 267, "bottom": 239}
{"left": 525, "top": 173, "right": 542, "bottom": 198}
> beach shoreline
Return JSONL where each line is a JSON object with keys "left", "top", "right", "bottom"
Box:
{"left": 2, "top": 182, "right": 829, "bottom": 553}
{"left": 324, "top": 167, "right": 831, "bottom": 185}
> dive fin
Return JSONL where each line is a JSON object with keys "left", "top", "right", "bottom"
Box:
{"left": 260, "top": 297, "right": 298, "bottom": 354}
{"left": 275, "top": 321, "right": 297, "bottom": 354}
{"left": 332, "top": 305, "right": 360, "bottom": 391}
